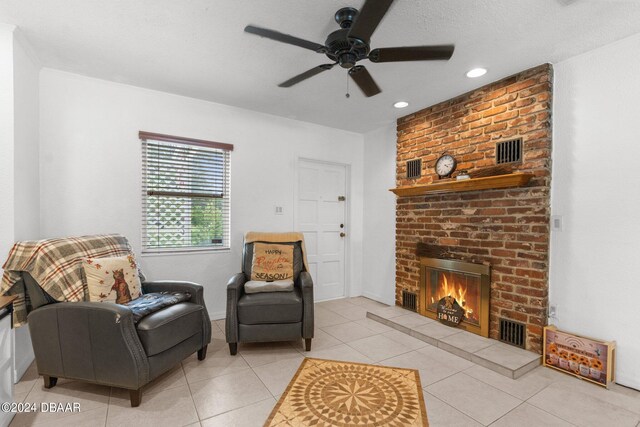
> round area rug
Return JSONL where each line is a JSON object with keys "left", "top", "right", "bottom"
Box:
{"left": 265, "top": 358, "right": 429, "bottom": 426}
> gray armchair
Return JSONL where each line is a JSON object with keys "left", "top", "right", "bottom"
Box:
{"left": 225, "top": 241, "right": 314, "bottom": 355}
{"left": 23, "top": 273, "right": 211, "bottom": 407}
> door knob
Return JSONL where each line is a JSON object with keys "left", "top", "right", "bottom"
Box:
{"left": 340, "top": 232, "right": 346, "bottom": 237}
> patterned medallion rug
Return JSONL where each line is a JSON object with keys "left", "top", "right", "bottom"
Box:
{"left": 265, "top": 358, "right": 429, "bottom": 426}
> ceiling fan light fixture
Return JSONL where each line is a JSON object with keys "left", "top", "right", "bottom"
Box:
{"left": 394, "top": 101, "right": 409, "bottom": 109}
{"left": 466, "top": 68, "right": 487, "bottom": 78}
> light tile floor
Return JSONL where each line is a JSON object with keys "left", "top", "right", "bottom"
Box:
{"left": 9, "top": 297, "right": 640, "bottom": 427}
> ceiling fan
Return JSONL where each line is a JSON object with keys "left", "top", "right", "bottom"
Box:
{"left": 244, "top": 0, "right": 455, "bottom": 97}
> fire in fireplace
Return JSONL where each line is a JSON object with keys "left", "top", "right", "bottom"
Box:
{"left": 419, "top": 257, "right": 490, "bottom": 337}
{"left": 426, "top": 271, "right": 481, "bottom": 326}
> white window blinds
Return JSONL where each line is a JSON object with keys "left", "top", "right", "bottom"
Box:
{"left": 140, "top": 131, "right": 232, "bottom": 253}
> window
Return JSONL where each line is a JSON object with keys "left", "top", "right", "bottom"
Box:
{"left": 140, "top": 131, "right": 232, "bottom": 253}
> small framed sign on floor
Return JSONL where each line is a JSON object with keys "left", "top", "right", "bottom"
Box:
{"left": 543, "top": 325, "right": 615, "bottom": 388}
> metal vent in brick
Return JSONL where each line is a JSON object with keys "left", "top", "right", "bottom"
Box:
{"left": 496, "top": 138, "right": 523, "bottom": 164}
{"left": 499, "top": 318, "right": 526, "bottom": 348}
{"left": 402, "top": 290, "right": 417, "bottom": 311}
{"left": 406, "top": 159, "right": 422, "bottom": 179}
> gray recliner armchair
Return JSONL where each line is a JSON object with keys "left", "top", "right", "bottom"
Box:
{"left": 225, "top": 240, "right": 314, "bottom": 355}
{"left": 23, "top": 273, "right": 211, "bottom": 407}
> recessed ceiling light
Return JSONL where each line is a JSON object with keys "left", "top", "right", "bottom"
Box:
{"left": 394, "top": 101, "right": 409, "bottom": 109}
{"left": 466, "top": 68, "right": 487, "bottom": 78}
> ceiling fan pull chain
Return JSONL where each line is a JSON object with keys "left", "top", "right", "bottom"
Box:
{"left": 346, "top": 73, "right": 350, "bottom": 98}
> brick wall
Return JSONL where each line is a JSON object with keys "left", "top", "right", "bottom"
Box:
{"left": 395, "top": 64, "right": 552, "bottom": 352}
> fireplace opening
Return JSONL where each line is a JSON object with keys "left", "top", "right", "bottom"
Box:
{"left": 420, "top": 257, "right": 490, "bottom": 337}
{"left": 426, "top": 270, "right": 481, "bottom": 326}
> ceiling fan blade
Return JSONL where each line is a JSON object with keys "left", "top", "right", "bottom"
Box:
{"left": 369, "top": 45, "right": 455, "bottom": 62}
{"left": 279, "top": 64, "right": 336, "bottom": 88}
{"left": 348, "top": 65, "right": 381, "bottom": 97}
{"left": 245, "top": 25, "right": 326, "bottom": 53}
{"left": 348, "top": 0, "right": 394, "bottom": 43}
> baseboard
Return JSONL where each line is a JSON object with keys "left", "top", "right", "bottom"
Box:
{"left": 210, "top": 310, "right": 226, "bottom": 321}
{"left": 13, "top": 352, "right": 34, "bottom": 383}
{"left": 13, "top": 327, "right": 34, "bottom": 382}
{"left": 617, "top": 376, "right": 640, "bottom": 392}
{"left": 362, "top": 291, "right": 394, "bottom": 306}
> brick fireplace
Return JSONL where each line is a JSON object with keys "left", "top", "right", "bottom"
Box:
{"left": 394, "top": 64, "right": 552, "bottom": 353}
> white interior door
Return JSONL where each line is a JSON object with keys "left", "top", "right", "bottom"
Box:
{"left": 296, "top": 159, "right": 347, "bottom": 301}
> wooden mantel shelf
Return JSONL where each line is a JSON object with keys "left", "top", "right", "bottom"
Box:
{"left": 390, "top": 173, "right": 534, "bottom": 197}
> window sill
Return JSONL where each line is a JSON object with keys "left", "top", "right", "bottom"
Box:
{"left": 141, "top": 247, "right": 231, "bottom": 257}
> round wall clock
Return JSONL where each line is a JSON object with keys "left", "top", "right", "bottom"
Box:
{"left": 435, "top": 154, "right": 457, "bottom": 178}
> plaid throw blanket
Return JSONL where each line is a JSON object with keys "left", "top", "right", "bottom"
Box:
{"left": 1, "top": 234, "right": 142, "bottom": 327}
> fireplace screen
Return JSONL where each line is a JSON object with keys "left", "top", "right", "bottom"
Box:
{"left": 426, "top": 270, "right": 481, "bottom": 326}
{"left": 419, "top": 257, "right": 490, "bottom": 337}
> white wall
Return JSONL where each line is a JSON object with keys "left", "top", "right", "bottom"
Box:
{"left": 551, "top": 33, "right": 640, "bottom": 389}
{"left": 0, "top": 23, "right": 16, "bottom": 427}
{"left": 0, "top": 24, "right": 39, "bottom": 416}
{"left": 11, "top": 30, "right": 39, "bottom": 380}
{"left": 362, "top": 123, "right": 396, "bottom": 305}
{"left": 39, "top": 69, "right": 364, "bottom": 318}
{"left": 0, "top": 24, "right": 15, "bottom": 259}
{"left": 13, "top": 31, "right": 40, "bottom": 241}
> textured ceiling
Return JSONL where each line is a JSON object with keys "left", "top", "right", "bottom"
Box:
{"left": 1, "top": 0, "right": 640, "bottom": 133}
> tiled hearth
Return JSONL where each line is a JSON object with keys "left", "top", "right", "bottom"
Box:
{"left": 367, "top": 305, "right": 540, "bottom": 379}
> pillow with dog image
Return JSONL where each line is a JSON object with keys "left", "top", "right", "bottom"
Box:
{"left": 83, "top": 254, "right": 143, "bottom": 304}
